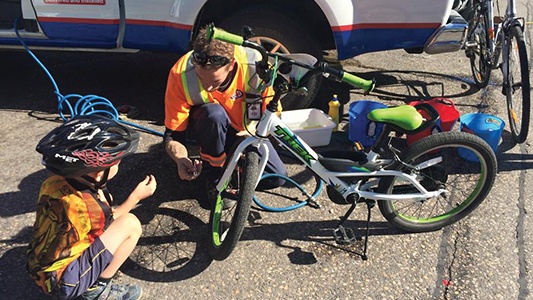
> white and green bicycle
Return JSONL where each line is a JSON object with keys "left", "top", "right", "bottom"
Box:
{"left": 206, "top": 25, "right": 498, "bottom": 261}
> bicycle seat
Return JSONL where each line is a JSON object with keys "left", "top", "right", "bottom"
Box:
{"left": 368, "top": 104, "right": 439, "bottom": 135}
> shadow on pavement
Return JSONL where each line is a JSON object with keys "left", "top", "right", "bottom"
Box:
{"left": 0, "top": 228, "right": 44, "bottom": 300}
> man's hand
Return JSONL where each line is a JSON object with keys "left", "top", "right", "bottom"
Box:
{"left": 165, "top": 139, "right": 202, "bottom": 180}
{"left": 177, "top": 157, "right": 203, "bottom": 180}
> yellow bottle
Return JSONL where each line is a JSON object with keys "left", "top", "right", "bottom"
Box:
{"left": 328, "top": 94, "right": 340, "bottom": 132}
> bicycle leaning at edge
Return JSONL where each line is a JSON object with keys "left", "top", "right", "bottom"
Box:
{"left": 465, "top": 0, "right": 531, "bottom": 143}
{"left": 206, "top": 24, "right": 498, "bottom": 261}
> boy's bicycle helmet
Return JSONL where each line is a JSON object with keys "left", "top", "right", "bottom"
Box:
{"left": 37, "top": 115, "right": 139, "bottom": 177}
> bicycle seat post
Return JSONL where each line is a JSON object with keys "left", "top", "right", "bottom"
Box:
{"left": 368, "top": 124, "right": 393, "bottom": 154}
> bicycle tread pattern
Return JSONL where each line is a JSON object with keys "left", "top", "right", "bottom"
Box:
{"left": 467, "top": 1, "right": 492, "bottom": 88}
{"left": 505, "top": 25, "right": 531, "bottom": 143}
{"left": 208, "top": 149, "right": 260, "bottom": 260}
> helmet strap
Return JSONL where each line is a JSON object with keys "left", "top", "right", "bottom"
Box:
{"left": 94, "top": 168, "right": 110, "bottom": 189}
{"left": 79, "top": 168, "right": 110, "bottom": 191}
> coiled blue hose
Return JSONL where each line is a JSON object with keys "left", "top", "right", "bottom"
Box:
{"left": 15, "top": 19, "right": 164, "bottom": 137}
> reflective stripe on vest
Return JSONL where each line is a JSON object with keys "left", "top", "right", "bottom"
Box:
{"left": 200, "top": 151, "right": 227, "bottom": 168}
{"left": 180, "top": 47, "right": 264, "bottom": 106}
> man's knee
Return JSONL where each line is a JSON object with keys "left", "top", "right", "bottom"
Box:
{"left": 190, "top": 104, "right": 229, "bottom": 148}
{"left": 195, "top": 103, "right": 228, "bottom": 125}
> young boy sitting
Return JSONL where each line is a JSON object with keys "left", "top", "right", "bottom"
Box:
{"left": 26, "top": 115, "right": 157, "bottom": 300}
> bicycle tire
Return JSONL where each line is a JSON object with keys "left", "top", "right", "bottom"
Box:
{"left": 207, "top": 148, "right": 260, "bottom": 260}
{"left": 123, "top": 208, "right": 207, "bottom": 281}
{"left": 505, "top": 25, "right": 531, "bottom": 143}
{"left": 467, "top": 1, "right": 492, "bottom": 88}
{"left": 377, "top": 132, "right": 497, "bottom": 232}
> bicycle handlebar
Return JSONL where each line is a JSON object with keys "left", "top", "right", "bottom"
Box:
{"left": 207, "top": 25, "right": 244, "bottom": 46}
{"left": 319, "top": 63, "right": 375, "bottom": 93}
{"left": 206, "top": 24, "right": 375, "bottom": 93}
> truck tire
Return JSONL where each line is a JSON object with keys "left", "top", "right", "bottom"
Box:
{"left": 219, "top": 7, "right": 323, "bottom": 110}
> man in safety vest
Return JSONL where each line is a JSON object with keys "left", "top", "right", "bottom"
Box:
{"left": 164, "top": 26, "right": 286, "bottom": 209}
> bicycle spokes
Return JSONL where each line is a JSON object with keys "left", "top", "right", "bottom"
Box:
{"left": 378, "top": 132, "right": 496, "bottom": 233}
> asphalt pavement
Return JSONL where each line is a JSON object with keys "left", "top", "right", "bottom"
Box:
{"left": 1, "top": 12, "right": 533, "bottom": 299}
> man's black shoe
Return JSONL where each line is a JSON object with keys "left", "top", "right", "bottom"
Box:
{"left": 198, "top": 179, "right": 236, "bottom": 210}
{"left": 198, "top": 166, "right": 235, "bottom": 210}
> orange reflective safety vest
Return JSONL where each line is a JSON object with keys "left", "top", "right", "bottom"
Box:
{"left": 164, "top": 46, "right": 278, "bottom": 133}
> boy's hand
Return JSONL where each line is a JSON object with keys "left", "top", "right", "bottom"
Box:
{"left": 131, "top": 175, "right": 157, "bottom": 201}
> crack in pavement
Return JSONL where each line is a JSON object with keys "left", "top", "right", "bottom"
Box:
{"left": 516, "top": 142, "right": 529, "bottom": 300}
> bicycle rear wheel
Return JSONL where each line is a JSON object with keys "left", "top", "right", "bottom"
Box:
{"left": 377, "top": 132, "right": 497, "bottom": 232}
{"left": 466, "top": 1, "right": 492, "bottom": 88}
{"left": 505, "top": 25, "right": 531, "bottom": 143}
{"left": 207, "top": 148, "right": 260, "bottom": 260}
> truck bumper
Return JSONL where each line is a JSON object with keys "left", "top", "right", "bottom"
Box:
{"left": 424, "top": 10, "right": 468, "bottom": 54}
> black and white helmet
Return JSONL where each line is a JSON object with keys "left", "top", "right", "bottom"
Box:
{"left": 36, "top": 115, "right": 139, "bottom": 177}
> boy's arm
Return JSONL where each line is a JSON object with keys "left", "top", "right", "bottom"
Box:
{"left": 113, "top": 175, "right": 156, "bottom": 218}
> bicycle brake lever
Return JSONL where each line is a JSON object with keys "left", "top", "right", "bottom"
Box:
{"left": 241, "top": 26, "right": 255, "bottom": 40}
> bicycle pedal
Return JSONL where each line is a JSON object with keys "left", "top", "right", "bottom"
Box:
{"left": 333, "top": 226, "right": 357, "bottom": 245}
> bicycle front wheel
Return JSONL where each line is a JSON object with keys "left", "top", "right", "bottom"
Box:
{"left": 505, "top": 25, "right": 531, "bottom": 143}
{"left": 377, "top": 132, "right": 497, "bottom": 232}
{"left": 208, "top": 149, "right": 260, "bottom": 260}
{"left": 467, "top": 1, "right": 492, "bottom": 88}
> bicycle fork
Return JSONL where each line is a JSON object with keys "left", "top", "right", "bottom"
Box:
{"left": 215, "top": 136, "right": 270, "bottom": 193}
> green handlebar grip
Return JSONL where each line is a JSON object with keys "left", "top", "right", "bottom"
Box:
{"left": 342, "top": 72, "right": 375, "bottom": 93}
{"left": 208, "top": 25, "right": 244, "bottom": 45}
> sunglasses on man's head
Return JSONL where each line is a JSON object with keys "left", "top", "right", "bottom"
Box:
{"left": 192, "top": 51, "right": 231, "bottom": 68}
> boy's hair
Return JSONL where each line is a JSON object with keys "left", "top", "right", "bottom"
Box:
{"left": 193, "top": 26, "right": 234, "bottom": 59}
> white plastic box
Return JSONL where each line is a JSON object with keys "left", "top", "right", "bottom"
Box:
{"left": 280, "top": 108, "right": 336, "bottom": 147}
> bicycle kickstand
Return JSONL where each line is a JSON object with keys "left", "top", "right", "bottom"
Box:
{"left": 361, "top": 199, "right": 375, "bottom": 261}
{"left": 332, "top": 198, "right": 375, "bottom": 261}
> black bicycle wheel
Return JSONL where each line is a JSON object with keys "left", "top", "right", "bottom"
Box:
{"left": 122, "top": 208, "right": 208, "bottom": 282}
{"left": 208, "top": 149, "right": 260, "bottom": 260}
{"left": 218, "top": 6, "right": 322, "bottom": 110}
{"left": 377, "top": 132, "right": 497, "bottom": 232}
{"left": 466, "top": 1, "right": 492, "bottom": 88}
{"left": 505, "top": 25, "right": 531, "bottom": 143}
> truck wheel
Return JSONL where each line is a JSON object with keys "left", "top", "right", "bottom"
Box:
{"left": 219, "top": 8, "right": 323, "bottom": 110}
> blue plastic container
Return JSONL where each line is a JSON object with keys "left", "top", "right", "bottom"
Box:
{"left": 458, "top": 113, "right": 505, "bottom": 162}
{"left": 348, "top": 100, "right": 388, "bottom": 147}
